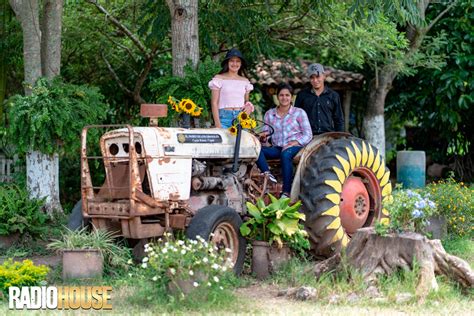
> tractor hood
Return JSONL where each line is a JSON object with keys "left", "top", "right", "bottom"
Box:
{"left": 101, "top": 127, "right": 261, "bottom": 160}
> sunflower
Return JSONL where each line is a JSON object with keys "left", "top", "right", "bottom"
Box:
{"left": 240, "top": 119, "right": 252, "bottom": 129}
{"left": 250, "top": 119, "right": 257, "bottom": 129}
{"left": 237, "top": 111, "right": 249, "bottom": 122}
{"left": 228, "top": 125, "right": 238, "bottom": 136}
{"left": 168, "top": 95, "right": 180, "bottom": 113}
{"left": 179, "top": 98, "right": 196, "bottom": 114}
{"left": 192, "top": 107, "right": 203, "bottom": 117}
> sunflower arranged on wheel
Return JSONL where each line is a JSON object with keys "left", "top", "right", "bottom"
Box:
{"left": 167, "top": 96, "right": 203, "bottom": 117}
{"left": 228, "top": 111, "right": 257, "bottom": 135}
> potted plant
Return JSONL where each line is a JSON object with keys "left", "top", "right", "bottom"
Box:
{"left": 0, "top": 185, "right": 47, "bottom": 249}
{"left": 240, "top": 194, "right": 309, "bottom": 279}
{"left": 48, "top": 227, "right": 129, "bottom": 280}
{"left": 141, "top": 233, "right": 232, "bottom": 295}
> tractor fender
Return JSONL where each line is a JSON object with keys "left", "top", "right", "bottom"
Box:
{"left": 290, "top": 132, "right": 352, "bottom": 203}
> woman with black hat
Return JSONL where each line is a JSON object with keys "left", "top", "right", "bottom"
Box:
{"left": 208, "top": 48, "right": 255, "bottom": 128}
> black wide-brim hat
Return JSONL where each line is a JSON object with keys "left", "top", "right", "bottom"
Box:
{"left": 221, "top": 48, "right": 247, "bottom": 68}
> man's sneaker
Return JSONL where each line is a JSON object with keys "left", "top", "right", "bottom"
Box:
{"left": 280, "top": 192, "right": 290, "bottom": 199}
{"left": 263, "top": 171, "right": 277, "bottom": 183}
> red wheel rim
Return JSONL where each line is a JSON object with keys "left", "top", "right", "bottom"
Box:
{"left": 339, "top": 168, "right": 382, "bottom": 234}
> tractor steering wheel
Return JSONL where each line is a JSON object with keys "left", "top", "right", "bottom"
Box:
{"left": 249, "top": 119, "right": 275, "bottom": 143}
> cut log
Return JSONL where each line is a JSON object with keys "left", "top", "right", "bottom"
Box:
{"left": 313, "top": 227, "right": 473, "bottom": 299}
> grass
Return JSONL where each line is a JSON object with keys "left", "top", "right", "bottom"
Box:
{"left": 0, "top": 237, "right": 472, "bottom": 314}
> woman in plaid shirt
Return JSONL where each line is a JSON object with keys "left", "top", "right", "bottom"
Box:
{"left": 256, "top": 83, "right": 312, "bottom": 197}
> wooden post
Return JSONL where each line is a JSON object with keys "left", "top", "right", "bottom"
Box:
{"left": 343, "top": 90, "right": 352, "bottom": 132}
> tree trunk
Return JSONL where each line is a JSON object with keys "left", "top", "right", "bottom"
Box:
{"left": 0, "top": 0, "right": 9, "bottom": 116}
{"left": 9, "top": 0, "right": 42, "bottom": 94}
{"left": 314, "top": 228, "right": 473, "bottom": 301}
{"left": 363, "top": 67, "right": 396, "bottom": 158}
{"left": 9, "top": 0, "right": 63, "bottom": 213}
{"left": 41, "top": 0, "right": 63, "bottom": 79}
{"left": 166, "top": 0, "right": 199, "bottom": 77}
{"left": 362, "top": 0, "right": 445, "bottom": 158}
{"left": 26, "top": 152, "right": 62, "bottom": 211}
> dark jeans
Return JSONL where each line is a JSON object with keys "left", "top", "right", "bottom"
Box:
{"left": 256, "top": 146, "right": 302, "bottom": 194}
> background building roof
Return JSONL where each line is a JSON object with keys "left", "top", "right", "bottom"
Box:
{"left": 251, "top": 59, "right": 364, "bottom": 91}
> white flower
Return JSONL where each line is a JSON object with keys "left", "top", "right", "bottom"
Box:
{"left": 219, "top": 286, "right": 223, "bottom": 290}
{"left": 213, "top": 276, "right": 219, "bottom": 283}
{"left": 224, "top": 248, "right": 232, "bottom": 253}
{"left": 203, "top": 257, "right": 209, "bottom": 263}
{"left": 172, "top": 247, "right": 178, "bottom": 252}
{"left": 212, "top": 263, "right": 219, "bottom": 270}
{"left": 207, "top": 282, "right": 212, "bottom": 287}
{"left": 161, "top": 248, "right": 168, "bottom": 254}
{"left": 127, "top": 259, "right": 133, "bottom": 265}
{"left": 152, "top": 276, "right": 158, "bottom": 281}
{"left": 189, "top": 270, "right": 194, "bottom": 276}
{"left": 128, "top": 273, "right": 133, "bottom": 277}
{"left": 142, "top": 257, "right": 149, "bottom": 263}
{"left": 178, "top": 240, "right": 185, "bottom": 245}
{"left": 181, "top": 249, "right": 187, "bottom": 255}
{"left": 193, "top": 282, "right": 199, "bottom": 287}
{"left": 169, "top": 268, "right": 176, "bottom": 275}
{"left": 222, "top": 266, "right": 228, "bottom": 272}
{"left": 141, "top": 263, "right": 147, "bottom": 269}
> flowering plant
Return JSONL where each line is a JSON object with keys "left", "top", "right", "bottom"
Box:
{"left": 426, "top": 178, "right": 473, "bottom": 237}
{"left": 168, "top": 96, "right": 203, "bottom": 117}
{"left": 228, "top": 111, "right": 257, "bottom": 135}
{"left": 140, "top": 234, "right": 233, "bottom": 292}
{"left": 379, "top": 186, "right": 437, "bottom": 234}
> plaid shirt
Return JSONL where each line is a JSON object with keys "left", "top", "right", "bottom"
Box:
{"left": 263, "top": 107, "right": 312, "bottom": 147}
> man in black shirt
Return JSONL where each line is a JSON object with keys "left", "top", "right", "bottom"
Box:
{"left": 295, "top": 63, "right": 344, "bottom": 135}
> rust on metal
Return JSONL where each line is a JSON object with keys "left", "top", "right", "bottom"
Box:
{"left": 140, "top": 104, "right": 168, "bottom": 118}
{"left": 157, "top": 157, "right": 171, "bottom": 165}
{"left": 169, "top": 214, "right": 187, "bottom": 229}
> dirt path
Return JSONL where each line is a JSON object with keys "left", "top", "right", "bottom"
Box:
{"left": 234, "top": 283, "right": 473, "bottom": 316}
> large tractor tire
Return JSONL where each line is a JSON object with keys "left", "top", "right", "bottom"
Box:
{"left": 186, "top": 205, "right": 247, "bottom": 275}
{"left": 300, "top": 137, "right": 392, "bottom": 258}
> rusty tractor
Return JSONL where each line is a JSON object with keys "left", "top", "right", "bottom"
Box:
{"left": 71, "top": 104, "right": 391, "bottom": 273}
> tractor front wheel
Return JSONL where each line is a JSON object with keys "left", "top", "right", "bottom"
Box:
{"left": 186, "top": 205, "right": 247, "bottom": 275}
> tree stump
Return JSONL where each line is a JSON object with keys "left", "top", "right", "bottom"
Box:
{"left": 313, "top": 227, "right": 473, "bottom": 299}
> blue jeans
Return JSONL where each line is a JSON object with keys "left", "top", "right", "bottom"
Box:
{"left": 219, "top": 109, "right": 241, "bottom": 129}
{"left": 256, "top": 146, "right": 302, "bottom": 194}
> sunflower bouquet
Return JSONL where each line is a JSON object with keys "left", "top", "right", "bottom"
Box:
{"left": 228, "top": 111, "right": 257, "bottom": 135}
{"left": 168, "top": 96, "right": 203, "bottom": 117}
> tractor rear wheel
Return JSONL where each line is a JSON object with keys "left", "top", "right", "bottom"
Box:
{"left": 300, "top": 137, "right": 392, "bottom": 258}
{"left": 186, "top": 205, "right": 247, "bottom": 275}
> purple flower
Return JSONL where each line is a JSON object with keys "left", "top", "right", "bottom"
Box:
{"left": 428, "top": 200, "right": 436, "bottom": 209}
{"left": 412, "top": 209, "right": 424, "bottom": 219}
{"left": 415, "top": 199, "right": 427, "bottom": 209}
{"left": 407, "top": 190, "right": 421, "bottom": 198}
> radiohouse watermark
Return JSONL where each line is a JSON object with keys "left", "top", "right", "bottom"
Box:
{"left": 8, "top": 286, "right": 112, "bottom": 310}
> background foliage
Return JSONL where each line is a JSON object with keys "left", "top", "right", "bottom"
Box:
{"left": 7, "top": 78, "right": 107, "bottom": 155}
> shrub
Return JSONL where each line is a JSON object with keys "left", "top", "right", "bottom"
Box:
{"left": 0, "top": 259, "right": 49, "bottom": 296}
{"left": 426, "top": 178, "right": 473, "bottom": 238}
{"left": 0, "top": 184, "right": 47, "bottom": 237}
{"left": 380, "top": 186, "right": 436, "bottom": 234}
{"left": 7, "top": 77, "right": 107, "bottom": 155}
{"left": 140, "top": 233, "right": 233, "bottom": 294}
